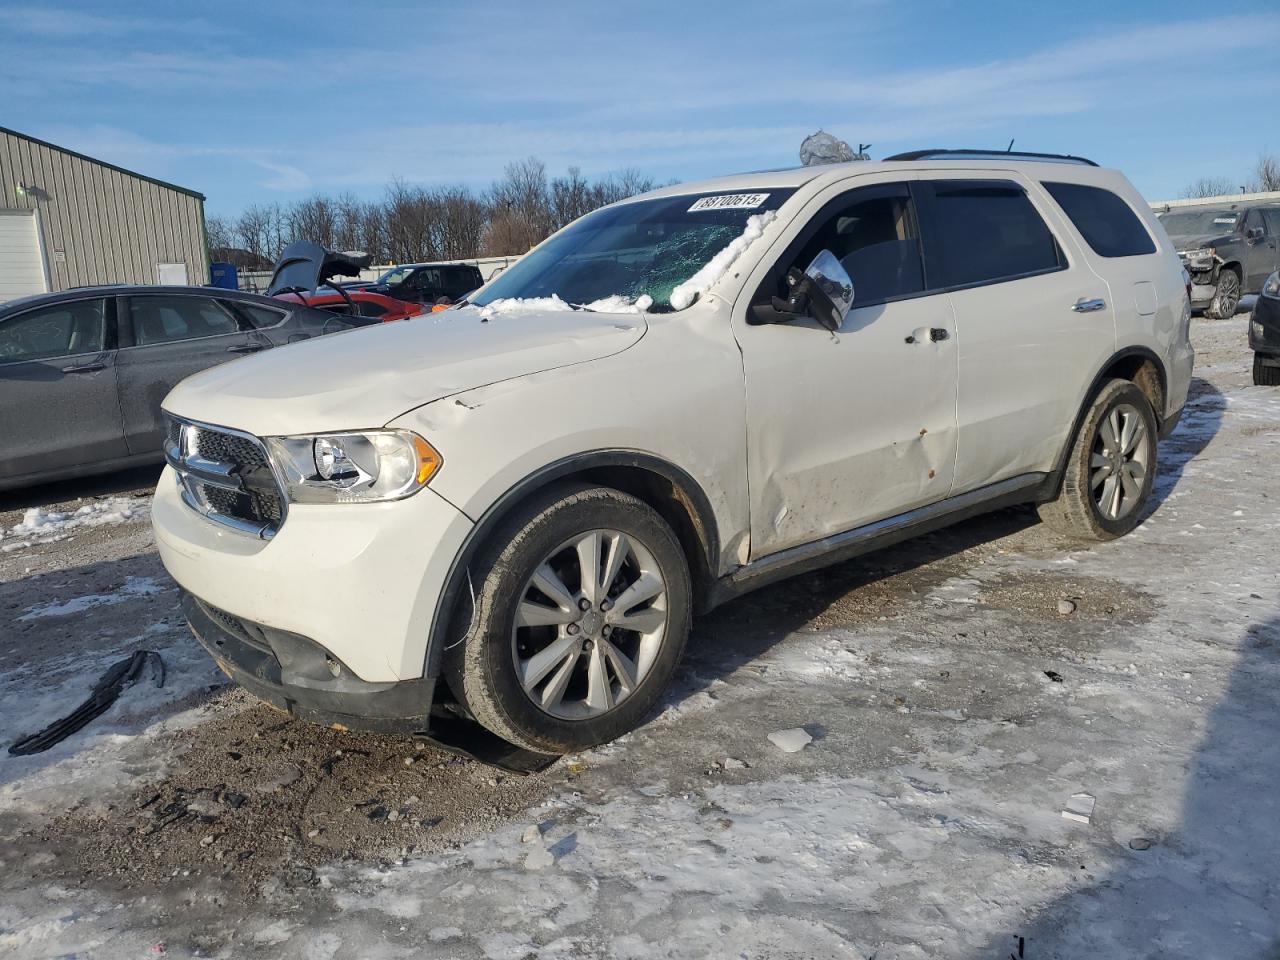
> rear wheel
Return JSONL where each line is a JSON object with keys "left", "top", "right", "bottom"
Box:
{"left": 444, "top": 483, "right": 691, "bottom": 753}
{"left": 1206, "top": 268, "right": 1241, "bottom": 319}
{"left": 1038, "top": 379, "right": 1159, "bottom": 541}
{"left": 1254, "top": 353, "right": 1280, "bottom": 386}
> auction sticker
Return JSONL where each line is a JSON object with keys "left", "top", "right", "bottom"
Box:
{"left": 688, "top": 193, "right": 769, "bottom": 212}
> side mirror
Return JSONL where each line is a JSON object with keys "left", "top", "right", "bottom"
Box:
{"left": 1247, "top": 226, "right": 1265, "bottom": 242}
{"left": 770, "top": 250, "right": 855, "bottom": 332}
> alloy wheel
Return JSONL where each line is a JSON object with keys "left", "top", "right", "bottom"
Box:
{"left": 511, "top": 529, "right": 668, "bottom": 720}
{"left": 1216, "top": 271, "right": 1240, "bottom": 316}
{"left": 1090, "top": 402, "right": 1151, "bottom": 521}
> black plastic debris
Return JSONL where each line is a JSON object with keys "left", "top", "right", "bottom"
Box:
{"left": 8, "top": 650, "right": 165, "bottom": 756}
{"left": 1044, "top": 670, "right": 1065, "bottom": 683}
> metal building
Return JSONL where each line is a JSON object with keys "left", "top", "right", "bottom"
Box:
{"left": 0, "top": 126, "right": 208, "bottom": 302}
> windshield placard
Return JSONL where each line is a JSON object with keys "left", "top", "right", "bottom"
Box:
{"left": 688, "top": 193, "right": 770, "bottom": 213}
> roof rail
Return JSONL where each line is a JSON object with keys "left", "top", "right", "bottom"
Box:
{"left": 883, "top": 148, "right": 1098, "bottom": 167}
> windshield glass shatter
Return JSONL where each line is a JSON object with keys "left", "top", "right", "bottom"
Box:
{"left": 471, "top": 189, "right": 795, "bottom": 312}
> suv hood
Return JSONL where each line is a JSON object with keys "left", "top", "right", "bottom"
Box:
{"left": 163, "top": 306, "right": 646, "bottom": 436}
{"left": 1166, "top": 231, "right": 1233, "bottom": 250}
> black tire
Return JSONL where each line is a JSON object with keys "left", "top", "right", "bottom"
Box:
{"left": 1254, "top": 353, "right": 1280, "bottom": 386}
{"left": 1206, "top": 268, "right": 1241, "bottom": 319}
{"left": 443, "top": 482, "right": 691, "bottom": 753}
{"left": 1037, "top": 379, "right": 1159, "bottom": 541}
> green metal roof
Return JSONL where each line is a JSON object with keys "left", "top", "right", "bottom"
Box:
{"left": 0, "top": 125, "right": 206, "bottom": 201}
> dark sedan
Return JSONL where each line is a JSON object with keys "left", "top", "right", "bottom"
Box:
{"left": 0, "top": 285, "right": 362, "bottom": 491}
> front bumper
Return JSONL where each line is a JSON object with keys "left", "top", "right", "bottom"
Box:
{"left": 1250, "top": 296, "right": 1280, "bottom": 358}
{"left": 183, "top": 591, "right": 435, "bottom": 733}
{"left": 153, "top": 465, "right": 474, "bottom": 683}
{"left": 1190, "top": 282, "right": 1217, "bottom": 308}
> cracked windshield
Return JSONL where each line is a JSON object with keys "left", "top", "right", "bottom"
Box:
{"left": 471, "top": 189, "right": 795, "bottom": 311}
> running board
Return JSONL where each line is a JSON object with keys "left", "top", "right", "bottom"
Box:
{"left": 707, "top": 473, "right": 1048, "bottom": 609}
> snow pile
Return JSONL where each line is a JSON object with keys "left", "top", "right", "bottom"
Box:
{"left": 580, "top": 294, "right": 653, "bottom": 314}
{"left": 669, "top": 210, "right": 778, "bottom": 310}
{"left": 18, "top": 576, "right": 166, "bottom": 621}
{"left": 478, "top": 293, "right": 654, "bottom": 317}
{"left": 1, "top": 497, "right": 150, "bottom": 548}
{"left": 478, "top": 294, "right": 574, "bottom": 318}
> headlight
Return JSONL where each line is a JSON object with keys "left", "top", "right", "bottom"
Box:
{"left": 1179, "top": 247, "right": 1216, "bottom": 269}
{"left": 264, "top": 430, "right": 441, "bottom": 503}
{"left": 1263, "top": 272, "right": 1280, "bottom": 299}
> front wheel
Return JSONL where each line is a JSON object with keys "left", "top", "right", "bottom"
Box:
{"left": 1254, "top": 353, "right": 1280, "bottom": 386}
{"left": 1038, "top": 379, "right": 1159, "bottom": 541}
{"left": 1206, "top": 268, "right": 1241, "bottom": 319}
{"left": 444, "top": 483, "right": 691, "bottom": 753}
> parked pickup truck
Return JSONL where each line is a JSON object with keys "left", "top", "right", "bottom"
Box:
{"left": 1157, "top": 202, "right": 1280, "bottom": 318}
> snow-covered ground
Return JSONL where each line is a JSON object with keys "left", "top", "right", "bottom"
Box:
{"left": 1, "top": 315, "right": 1278, "bottom": 959}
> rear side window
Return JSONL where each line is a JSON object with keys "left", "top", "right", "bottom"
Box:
{"left": 236, "top": 303, "right": 288, "bottom": 329}
{"left": 130, "top": 296, "right": 239, "bottom": 345}
{"left": 1044, "top": 182, "right": 1156, "bottom": 258}
{"left": 919, "top": 180, "right": 1064, "bottom": 289}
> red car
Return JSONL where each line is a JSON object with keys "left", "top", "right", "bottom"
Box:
{"left": 266, "top": 242, "right": 424, "bottom": 324}
{"left": 273, "top": 288, "right": 423, "bottom": 323}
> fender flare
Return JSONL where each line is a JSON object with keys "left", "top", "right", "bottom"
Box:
{"left": 1045, "top": 345, "right": 1169, "bottom": 492}
{"left": 421, "top": 449, "right": 722, "bottom": 679}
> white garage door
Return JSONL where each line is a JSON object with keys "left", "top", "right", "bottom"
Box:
{"left": 0, "top": 210, "right": 49, "bottom": 303}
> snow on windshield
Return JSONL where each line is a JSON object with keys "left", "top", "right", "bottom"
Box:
{"left": 669, "top": 211, "right": 777, "bottom": 310}
{"left": 471, "top": 190, "right": 796, "bottom": 313}
{"left": 477, "top": 293, "right": 654, "bottom": 318}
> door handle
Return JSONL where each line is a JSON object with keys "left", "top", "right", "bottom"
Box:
{"left": 61, "top": 361, "right": 106, "bottom": 373}
{"left": 1072, "top": 298, "right": 1107, "bottom": 313}
{"left": 225, "top": 343, "right": 265, "bottom": 354}
{"left": 905, "top": 327, "right": 951, "bottom": 345}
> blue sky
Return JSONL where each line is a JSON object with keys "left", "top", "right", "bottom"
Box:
{"left": 2, "top": 0, "right": 1277, "bottom": 217}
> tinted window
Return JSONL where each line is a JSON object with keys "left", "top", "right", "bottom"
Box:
{"left": 130, "top": 296, "right": 240, "bottom": 346}
{"left": 1263, "top": 209, "right": 1280, "bottom": 235}
{"left": 1043, "top": 182, "right": 1156, "bottom": 258}
{"left": 357, "top": 300, "right": 387, "bottom": 318}
{"left": 794, "top": 186, "right": 924, "bottom": 305}
{"left": 237, "top": 303, "right": 288, "bottom": 329}
{"left": 920, "top": 180, "right": 1065, "bottom": 288}
{"left": 0, "top": 299, "right": 105, "bottom": 364}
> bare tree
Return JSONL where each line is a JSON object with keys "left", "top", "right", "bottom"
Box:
{"left": 205, "top": 215, "right": 234, "bottom": 251}
{"left": 1180, "top": 176, "right": 1240, "bottom": 199}
{"left": 288, "top": 196, "right": 336, "bottom": 249}
{"left": 218, "top": 156, "right": 668, "bottom": 264}
{"left": 234, "top": 205, "right": 272, "bottom": 263}
{"left": 1249, "top": 152, "right": 1280, "bottom": 193}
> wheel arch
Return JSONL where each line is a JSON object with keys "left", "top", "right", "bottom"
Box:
{"left": 1042, "top": 346, "right": 1169, "bottom": 500}
{"left": 423, "top": 450, "right": 721, "bottom": 679}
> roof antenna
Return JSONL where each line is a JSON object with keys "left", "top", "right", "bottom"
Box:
{"left": 1006, "top": 138, "right": 1015, "bottom": 153}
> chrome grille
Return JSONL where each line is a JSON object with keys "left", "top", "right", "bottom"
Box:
{"left": 164, "top": 415, "right": 286, "bottom": 539}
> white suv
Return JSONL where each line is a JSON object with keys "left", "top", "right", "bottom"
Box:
{"left": 154, "top": 151, "right": 1193, "bottom": 753}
